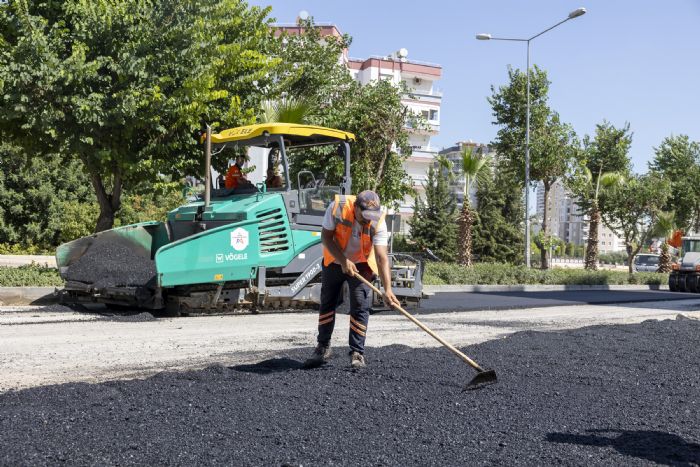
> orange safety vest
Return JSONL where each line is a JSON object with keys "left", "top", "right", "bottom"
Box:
{"left": 225, "top": 165, "right": 243, "bottom": 189}
{"left": 322, "top": 195, "right": 387, "bottom": 274}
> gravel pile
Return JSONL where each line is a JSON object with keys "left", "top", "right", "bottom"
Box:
{"left": 0, "top": 317, "right": 698, "bottom": 466}
{"left": 64, "top": 238, "right": 156, "bottom": 289}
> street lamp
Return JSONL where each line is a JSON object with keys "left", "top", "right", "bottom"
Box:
{"left": 476, "top": 7, "right": 586, "bottom": 268}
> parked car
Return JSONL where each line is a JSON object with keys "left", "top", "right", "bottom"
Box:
{"left": 633, "top": 254, "right": 660, "bottom": 273}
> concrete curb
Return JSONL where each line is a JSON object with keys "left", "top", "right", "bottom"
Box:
{"left": 0, "top": 287, "right": 58, "bottom": 306}
{"left": 424, "top": 284, "right": 670, "bottom": 293}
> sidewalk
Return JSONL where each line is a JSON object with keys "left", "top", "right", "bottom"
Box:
{"left": 0, "top": 254, "right": 56, "bottom": 268}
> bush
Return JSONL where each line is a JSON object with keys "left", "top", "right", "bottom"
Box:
{"left": 0, "top": 243, "right": 54, "bottom": 255}
{"left": 598, "top": 251, "right": 628, "bottom": 265}
{"left": 424, "top": 262, "right": 667, "bottom": 286}
{"left": 0, "top": 265, "right": 63, "bottom": 287}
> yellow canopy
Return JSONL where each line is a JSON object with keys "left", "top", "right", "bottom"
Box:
{"left": 211, "top": 123, "right": 355, "bottom": 146}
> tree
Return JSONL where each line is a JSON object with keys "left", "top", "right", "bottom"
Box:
{"left": 0, "top": 1, "right": 280, "bottom": 231}
{"left": 652, "top": 211, "right": 676, "bottom": 273}
{"left": 270, "top": 20, "right": 413, "bottom": 207}
{"left": 472, "top": 160, "right": 525, "bottom": 264}
{"left": 602, "top": 174, "right": 671, "bottom": 274}
{"left": 0, "top": 144, "right": 96, "bottom": 248}
{"left": 457, "top": 146, "right": 490, "bottom": 266}
{"left": 408, "top": 166, "right": 457, "bottom": 262}
{"left": 529, "top": 114, "right": 579, "bottom": 269}
{"left": 648, "top": 135, "right": 700, "bottom": 232}
{"left": 488, "top": 66, "right": 579, "bottom": 269}
{"left": 568, "top": 121, "right": 632, "bottom": 269}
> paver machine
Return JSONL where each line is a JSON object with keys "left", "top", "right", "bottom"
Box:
{"left": 56, "top": 123, "right": 425, "bottom": 314}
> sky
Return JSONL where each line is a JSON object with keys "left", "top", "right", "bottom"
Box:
{"left": 249, "top": 0, "right": 700, "bottom": 173}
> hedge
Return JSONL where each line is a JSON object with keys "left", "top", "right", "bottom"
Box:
{"left": 424, "top": 262, "right": 668, "bottom": 286}
{"left": 0, "top": 265, "right": 63, "bottom": 287}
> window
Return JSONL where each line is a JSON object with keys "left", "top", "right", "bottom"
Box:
{"left": 421, "top": 110, "right": 430, "bottom": 120}
{"left": 429, "top": 109, "right": 439, "bottom": 121}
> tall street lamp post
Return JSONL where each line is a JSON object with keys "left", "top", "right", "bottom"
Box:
{"left": 476, "top": 7, "right": 586, "bottom": 268}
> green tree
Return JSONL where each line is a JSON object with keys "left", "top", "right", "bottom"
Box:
{"left": 569, "top": 121, "right": 632, "bottom": 270}
{"left": 472, "top": 160, "right": 525, "bottom": 264}
{"left": 0, "top": 144, "right": 97, "bottom": 248}
{"left": 457, "top": 146, "right": 490, "bottom": 266}
{"left": 652, "top": 211, "right": 676, "bottom": 273}
{"left": 488, "top": 66, "right": 579, "bottom": 269}
{"left": 648, "top": 135, "right": 700, "bottom": 232}
{"left": 602, "top": 174, "right": 671, "bottom": 274}
{"left": 271, "top": 21, "right": 413, "bottom": 207}
{"left": 0, "top": 0, "right": 279, "bottom": 231}
{"left": 408, "top": 166, "right": 457, "bottom": 262}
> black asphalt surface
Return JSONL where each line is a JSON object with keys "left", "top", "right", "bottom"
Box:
{"left": 64, "top": 239, "right": 156, "bottom": 289}
{"left": 1, "top": 317, "right": 698, "bottom": 466}
{"left": 418, "top": 289, "right": 698, "bottom": 314}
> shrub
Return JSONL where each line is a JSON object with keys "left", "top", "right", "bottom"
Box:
{"left": 424, "top": 262, "right": 667, "bottom": 286}
{"left": 0, "top": 265, "right": 63, "bottom": 287}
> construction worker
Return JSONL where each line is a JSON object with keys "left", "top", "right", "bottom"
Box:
{"left": 225, "top": 155, "right": 248, "bottom": 190}
{"left": 304, "top": 190, "right": 401, "bottom": 369}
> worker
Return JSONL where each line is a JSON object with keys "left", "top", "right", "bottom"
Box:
{"left": 265, "top": 166, "right": 283, "bottom": 188}
{"left": 304, "top": 190, "right": 401, "bottom": 369}
{"left": 225, "top": 155, "right": 248, "bottom": 190}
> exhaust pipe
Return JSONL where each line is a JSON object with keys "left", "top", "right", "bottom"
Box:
{"left": 204, "top": 124, "right": 212, "bottom": 208}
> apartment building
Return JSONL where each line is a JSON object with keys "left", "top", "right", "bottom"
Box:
{"left": 276, "top": 21, "right": 442, "bottom": 233}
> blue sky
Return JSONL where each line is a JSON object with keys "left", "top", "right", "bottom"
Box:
{"left": 250, "top": 0, "right": 700, "bottom": 173}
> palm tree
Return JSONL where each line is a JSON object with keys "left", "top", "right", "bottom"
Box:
{"left": 259, "top": 96, "right": 313, "bottom": 124}
{"left": 652, "top": 211, "right": 676, "bottom": 273}
{"left": 584, "top": 169, "right": 625, "bottom": 270}
{"left": 457, "top": 147, "right": 490, "bottom": 266}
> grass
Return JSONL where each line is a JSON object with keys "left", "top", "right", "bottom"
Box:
{"left": 0, "top": 265, "right": 64, "bottom": 287}
{"left": 424, "top": 262, "right": 668, "bottom": 286}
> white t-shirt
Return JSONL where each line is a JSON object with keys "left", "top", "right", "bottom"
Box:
{"left": 322, "top": 202, "right": 389, "bottom": 264}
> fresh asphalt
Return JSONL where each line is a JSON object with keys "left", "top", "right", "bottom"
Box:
{"left": 416, "top": 289, "right": 698, "bottom": 313}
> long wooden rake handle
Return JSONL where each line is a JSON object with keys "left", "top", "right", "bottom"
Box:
{"left": 354, "top": 273, "right": 487, "bottom": 373}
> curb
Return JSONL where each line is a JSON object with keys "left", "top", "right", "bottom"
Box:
{"left": 424, "top": 284, "right": 671, "bottom": 293}
{"left": 0, "top": 287, "right": 58, "bottom": 306}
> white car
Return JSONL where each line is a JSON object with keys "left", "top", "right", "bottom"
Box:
{"left": 633, "top": 254, "right": 660, "bottom": 273}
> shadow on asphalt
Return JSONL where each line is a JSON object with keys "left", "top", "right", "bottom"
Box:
{"left": 231, "top": 357, "right": 305, "bottom": 374}
{"left": 546, "top": 429, "right": 700, "bottom": 466}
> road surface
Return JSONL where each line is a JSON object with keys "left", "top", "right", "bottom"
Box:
{"left": 1, "top": 289, "right": 699, "bottom": 392}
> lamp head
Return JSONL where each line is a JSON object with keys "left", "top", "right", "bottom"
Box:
{"left": 476, "top": 33, "right": 492, "bottom": 40}
{"left": 568, "top": 7, "right": 586, "bottom": 19}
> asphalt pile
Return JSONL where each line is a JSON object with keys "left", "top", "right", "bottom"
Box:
{"left": 1, "top": 317, "right": 698, "bottom": 466}
{"left": 64, "top": 239, "right": 156, "bottom": 289}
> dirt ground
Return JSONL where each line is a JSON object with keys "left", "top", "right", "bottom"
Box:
{"left": 1, "top": 299, "right": 699, "bottom": 392}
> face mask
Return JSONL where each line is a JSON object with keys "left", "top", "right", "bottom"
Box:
{"left": 361, "top": 209, "right": 382, "bottom": 222}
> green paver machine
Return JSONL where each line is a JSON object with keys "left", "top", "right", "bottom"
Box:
{"left": 56, "top": 123, "right": 425, "bottom": 314}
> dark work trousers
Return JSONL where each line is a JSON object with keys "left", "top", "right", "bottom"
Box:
{"left": 317, "top": 262, "right": 374, "bottom": 353}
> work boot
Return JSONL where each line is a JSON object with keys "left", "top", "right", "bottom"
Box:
{"left": 350, "top": 351, "right": 366, "bottom": 369}
{"left": 304, "top": 344, "right": 332, "bottom": 368}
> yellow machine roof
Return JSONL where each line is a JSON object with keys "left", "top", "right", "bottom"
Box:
{"left": 211, "top": 123, "right": 355, "bottom": 146}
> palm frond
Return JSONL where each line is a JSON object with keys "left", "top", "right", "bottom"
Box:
{"left": 460, "top": 146, "right": 490, "bottom": 196}
{"left": 260, "top": 96, "right": 313, "bottom": 124}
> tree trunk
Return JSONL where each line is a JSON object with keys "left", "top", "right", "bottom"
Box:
{"left": 585, "top": 202, "right": 600, "bottom": 270}
{"left": 458, "top": 201, "right": 473, "bottom": 266}
{"left": 658, "top": 242, "right": 671, "bottom": 273}
{"left": 626, "top": 242, "right": 635, "bottom": 275}
{"left": 540, "top": 182, "right": 550, "bottom": 270}
{"left": 372, "top": 145, "right": 392, "bottom": 192}
{"left": 87, "top": 161, "right": 122, "bottom": 232}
